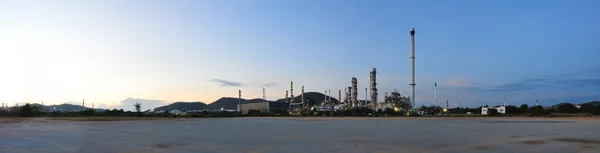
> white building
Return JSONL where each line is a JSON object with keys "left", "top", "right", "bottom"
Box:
{"left": 481, "top": 106, "right": 506, "bottom": 115}
{"left": 169, "top": 109, "right": 183, "bottom": 115}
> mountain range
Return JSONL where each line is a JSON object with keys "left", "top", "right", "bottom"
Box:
{"left": 151, "top": 92, "right": 336, "bottom": 111}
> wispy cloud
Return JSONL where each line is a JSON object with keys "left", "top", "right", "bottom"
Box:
{"left": 443, "top": 79, "right": 473, "bottom": 87}
{"left": 263, "top": 83, "right": 277, "bottom": 87}
{"left": 469, "top": 69, "right": 600, "bottom": 92}
{"left": 210, "top": 79, "right": 244, "bottom": 87}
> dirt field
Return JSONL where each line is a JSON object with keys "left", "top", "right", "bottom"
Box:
{"left": 1, "top": 117, "right": 600, "bottom": 153}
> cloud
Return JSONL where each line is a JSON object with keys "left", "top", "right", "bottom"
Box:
{"left": 469, "top": 69, "right": 600, "bottom": 92}
{"left": 468, "top": 82, "right": 550, "bottom": 92}
{"left": 263, "top": 83, "right": 277, "bottom": 87}
{"left": 249, "top": 82, "right": 277, "bottom": 88}
{"left": 210, "top": 79, "right": 244, "bottom": 87}
{"left": 443, "top": 79, "right": 472, "bottom": 87}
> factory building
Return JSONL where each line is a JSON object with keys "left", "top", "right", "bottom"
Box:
{"left": 481, "top": 106, "right": 506, "bottom": 115}
{"left": 240, "top": 102, "right": 289, "bottom": 114}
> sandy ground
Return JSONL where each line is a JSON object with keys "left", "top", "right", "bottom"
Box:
{"left": 1, "top": 117, "right": 600, "bottom": 153}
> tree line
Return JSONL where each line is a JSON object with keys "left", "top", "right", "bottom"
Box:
{"left": 3, "top": 102, "right": 599, "bottom": 118}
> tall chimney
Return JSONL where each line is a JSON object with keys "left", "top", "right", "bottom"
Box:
{"left": 410, "top": 28, "right": 416, "bottom": 111}
{"left": 324, "top": 90, "right": 327, "bottom": 102}
{"left": 238, "top": 89, "right": 242, "bottom": 111}
{"left": 434, "top": 83, "right": 437, "bottom": 107}
{"left": 290, "top": 81, "right": 294, "bottom": 103}
{"left": 328, "top": 90, "right": 331, "bottom": 102}
{"left": 338, "top": 90, "right": 341, "bottom": 104}
{"left": 301, "top": 85, "right": 305, "bottom": 103}
{"left": 364, "top": 87, "right": 367, "bottom": 107}
{"left": 263, "top": 86, "right": 266, "bottom": 100}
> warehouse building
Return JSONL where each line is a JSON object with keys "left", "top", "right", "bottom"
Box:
{"left": 240, "top": 102, "right": 289, "bottom": 114}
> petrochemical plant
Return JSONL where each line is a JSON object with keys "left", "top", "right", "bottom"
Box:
{"left": 239, "top": 28, "right": 416, "bottom": 115}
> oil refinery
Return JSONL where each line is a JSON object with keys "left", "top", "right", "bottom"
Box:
{"left": 239, "top": 28, "right": 417, "bottom": 116}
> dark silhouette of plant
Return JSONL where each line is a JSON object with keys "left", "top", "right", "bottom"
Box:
{"left": 134, "top": 102, "right": 142, "bottom": 113}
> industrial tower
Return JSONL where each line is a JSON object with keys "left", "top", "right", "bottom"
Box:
{"left": 370, "top": 68, "right": 378, "bottom": 110}
{"left": 351, "top": 77, "right": 358, "bottom": 108}
{"left": 409, "top": 28, "right": 416, "bottom": 111}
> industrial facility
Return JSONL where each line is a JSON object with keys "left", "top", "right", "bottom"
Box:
{"left": 234, "top": 28, "right": 417, "bottom": 116}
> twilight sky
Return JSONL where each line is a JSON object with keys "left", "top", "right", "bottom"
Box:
{"left": 1, "top": 0, "right": 599, "bottom": 110}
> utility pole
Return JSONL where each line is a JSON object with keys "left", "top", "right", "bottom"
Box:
{"left": 434, "top": 83, "right": 437, "bottom": 107}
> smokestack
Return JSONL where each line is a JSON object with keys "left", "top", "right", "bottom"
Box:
{"left": 285, "top": 90, "right": 289, "bottom": 103}
{"left": 536, "top": 100, "right": 539, "bottom": 106}
{"left": 328, "top": 90, "right": 331, "bottom": 102}
{"left": 446, "top": 100, "right": 449, "bottom": 109}
{"left": 263, "top": 86, "right": 266, "bottom": 100}
{"left": 434, "top": 83, "right": 437, "bottom": 107}
{"left": 238, "top": 89, "right": 242, "bottom": 111}
{"left": 301, "top": 85, "right": 305, "bottom": 103}
{"left": 365, "top": 87, "right": 367, "bottom": 107}
{"left": 352, "top": 77, "right": 358, "bottom": 108}
{"left": 290, "top": 81, "right": 294, "bottom": 103}
{"left": 324, "top": 90, "right": 327, "bottom": 102}
{"left": 338, "top": 90, "right": 341, "bottom": 104}
{"left": 410, "top": 28, "right": 416, "bottom": 111}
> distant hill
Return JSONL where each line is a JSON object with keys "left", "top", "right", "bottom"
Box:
{"left": 549, "top": 103, "right": 575, "bottom": 109}
{"left": 549, "top": 101, "right": 600, "bottom": 109}
{"left": 205, "top": 98, "right": 270, "bottom": 110}
{"left": 275, "top": 92, "right": 339, "bottom": 106}
{"left": 583, "top": 101, "right": 600, "bottom": 107}
{"left": 153, "top": 102, "right": 207, "bottom": 111}
{"left": 28, "top": 103, "right": 103, "bottom": 112}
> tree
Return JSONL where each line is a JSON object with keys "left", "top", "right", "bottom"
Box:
{"left": 520, "top": 104, "right": 529, "bottom": 114}
{"left": 134, "top": 102, "right": 142, "bottom": 113}
{"left": 505, "top": 105, "right": 520, "bottom": 114}
{"left": 20, "top": 103, "right": 38, "bottom": 117}
{"left": 529, "top": 105, "right": 546, "bottom": 116}
{"left": 556, "top": 103, "right": 578, "bottom": 113}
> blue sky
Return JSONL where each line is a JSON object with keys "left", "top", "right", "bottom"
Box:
{"left": 0, "top": 0, "right": 599, "bottom": 110}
